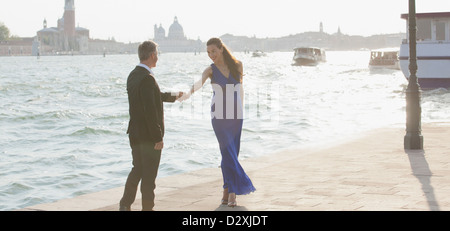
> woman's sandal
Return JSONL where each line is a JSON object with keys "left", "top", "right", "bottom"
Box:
{"left": 227, "top": 201, "right": 237, "bottom": 208}
{"left": 227, "top": 193, "right": 237, "bottom": 207}
{"left": 222, "top": 188, "right": 229, "bottom": 205}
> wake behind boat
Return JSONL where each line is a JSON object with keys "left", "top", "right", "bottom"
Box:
{"left": 399, "top": 12, "right": 450, "bottom": 89}
{"left": 292, "top": 47, "right": 326, "bottom": 66}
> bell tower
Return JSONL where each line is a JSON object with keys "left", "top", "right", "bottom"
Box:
{"left": 64, "top": 0, "right": 76, "bottom": 37}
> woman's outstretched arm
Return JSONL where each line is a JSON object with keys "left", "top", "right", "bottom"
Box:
{"left": 178, "top": 66, "right": 212, "bottom": 101}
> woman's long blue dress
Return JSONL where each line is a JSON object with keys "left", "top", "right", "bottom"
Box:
{"left": 210, "top": 64, "right": 256, "bottom": 195}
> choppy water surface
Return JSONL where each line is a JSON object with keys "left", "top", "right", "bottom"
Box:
{"left": 1, "top": 51, "right": 449, "bottom": 210}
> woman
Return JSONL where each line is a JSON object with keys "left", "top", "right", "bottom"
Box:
{"left": 179, "top": 38, "right": 256, "bottom": 207}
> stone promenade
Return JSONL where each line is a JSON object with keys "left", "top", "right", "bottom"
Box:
{"left": 22, "top": 123, "right": 450, "bottom": 211}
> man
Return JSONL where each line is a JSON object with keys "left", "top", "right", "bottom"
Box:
{"left": 120, "top": 41, "right": 182, "bottom": 211}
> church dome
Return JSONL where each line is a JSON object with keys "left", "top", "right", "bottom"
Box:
{"left": 168, "top": 16, "right": 185, "bottom": 40}
{"left": 154, "top": 24, "right": 166, "bottom": 40}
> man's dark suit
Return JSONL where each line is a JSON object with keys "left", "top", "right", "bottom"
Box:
{"left": 120, "top": 66, "right": 177, "bottom": 211}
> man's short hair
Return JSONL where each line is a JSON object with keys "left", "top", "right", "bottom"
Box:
{"left": 138, "top": 41, "right": 158, "bottom": 61}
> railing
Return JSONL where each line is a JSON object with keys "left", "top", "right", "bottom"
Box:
{"left": 370, "top": 59, "right": 397, "bottom": 65}
{"left": 402, "top": 39, "right": 450, "bottom": 44}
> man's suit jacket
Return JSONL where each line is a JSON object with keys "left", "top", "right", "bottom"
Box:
{"left": 126, "top": 66, "right": 177, "bottom": 143}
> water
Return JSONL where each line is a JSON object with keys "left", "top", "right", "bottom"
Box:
{"left": 1, "top": 51, "right": 449, "bottom": 211}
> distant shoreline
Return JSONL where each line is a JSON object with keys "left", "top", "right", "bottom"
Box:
{"left": 1, "top": 32, "right": 405, "bottom": 57}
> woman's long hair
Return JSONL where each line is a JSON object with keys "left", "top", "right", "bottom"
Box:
{"left": 207, "top": 38, "right": 242, "bottom": 83}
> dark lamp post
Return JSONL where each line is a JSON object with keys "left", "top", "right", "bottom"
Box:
{"left": 404, "top": 0, "right": 424, "bottom": 150}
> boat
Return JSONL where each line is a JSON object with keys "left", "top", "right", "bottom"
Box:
{"left": 292, "top": 47, "right": 326, "bottom": 66}
{"left": 399, "top": 12, "right": 450, "bottom": 88}
{"left": 252, "top": 50, "right": 267, "bottom": 57}
{"left": 369, "top": 48, "right": 400, "bottom": 70}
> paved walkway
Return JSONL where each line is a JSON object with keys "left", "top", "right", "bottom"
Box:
{"left": 21, "top": 122, "right": 450, "bottom": 211}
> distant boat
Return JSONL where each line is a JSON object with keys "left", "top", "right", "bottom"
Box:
{"left": 252, "top": 50, "right": 267, "bottom": 57}
{"left": 399, "top": 12, "right": 450, "bottom": 89}
{"left": 292, "top": 47, "right": 326, "bottom": 66}
{"left": 369, "top": 48, "right": 400, "bottom": 70}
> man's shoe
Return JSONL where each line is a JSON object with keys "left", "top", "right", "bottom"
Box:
{"left": 119, "top": 205, "right": 131, "bottom": 211}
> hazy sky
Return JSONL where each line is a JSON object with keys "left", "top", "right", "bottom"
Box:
{"left": 1, "top": 0, "right": 449, "bottom": 43}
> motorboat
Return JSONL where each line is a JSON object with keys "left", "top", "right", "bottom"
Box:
{"left": 252, "top": 50, "right": 267, "bottom": 57}
{"left": 293, "top": 47, "right": 326, "bottom": 66}
{"left": 399, "top": 12, "right": 450, "bottom": 88}
{"left": 369, "top": 48, "right": 400, "bottom": 70}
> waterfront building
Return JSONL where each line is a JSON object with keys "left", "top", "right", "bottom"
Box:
{"left": 35, "top": 0, "right": 90, "bottom": 54}
{"left": 153, "top": 17, "right": 203, "bottom": 53}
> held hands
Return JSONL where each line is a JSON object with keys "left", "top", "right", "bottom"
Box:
{"left": 174, "top": 92, "right": 184, "bottom": 100}
{"left": 177, "top": 91, "right": 191, "bottom": 102}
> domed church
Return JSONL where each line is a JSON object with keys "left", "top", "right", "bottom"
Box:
{"left": 168, "top": 17, "right": 186, "bottom": 40}
{"left": 153, "top": 16, "right": 202, "bottom": 53}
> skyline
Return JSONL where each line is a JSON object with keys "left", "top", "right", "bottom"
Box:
{"left": 1, "top": 0, "right": 449, "bottom": 43}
